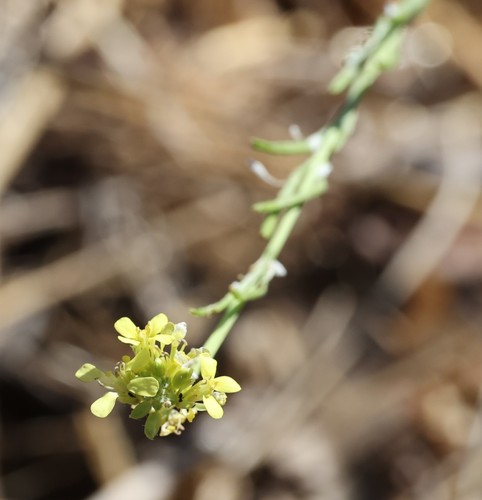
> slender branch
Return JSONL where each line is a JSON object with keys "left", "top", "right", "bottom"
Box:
{"left": 193, "top": 0, "right": 430, "bottom": 357}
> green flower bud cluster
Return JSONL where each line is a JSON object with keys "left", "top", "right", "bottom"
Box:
{"left": 75, "top": 313, "right": 241, "bottom": 439}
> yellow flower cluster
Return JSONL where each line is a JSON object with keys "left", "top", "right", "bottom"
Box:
{"left": 75, "top": 313, "right": 241, "bottom": 439}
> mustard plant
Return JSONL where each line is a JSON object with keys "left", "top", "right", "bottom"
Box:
{"left": 76, "top": 314, "right": 240, "bottom": 438}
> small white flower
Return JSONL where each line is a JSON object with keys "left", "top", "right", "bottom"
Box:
{"left": 249, "top": 160, "right": 283, "bottom": 187}
{"left": 230, "top": 280, "right": 242, "bottom": 292}
{"left": 384, "top": 3, "right": 399, "bottom": 19}
{"left": 317, "top": 162, "right": 333, "bottom": 179}
{"left": 346, "top": 46, "right": 364, "bottom": 67}
{"left": 173, "top": 322, "right": 187, "bottom": 341}
{"left": 270, "top": 259, "right": 287, "bottom": 278}
{"left": 289, "top": 123, "right": 303, "bottom": 140}
{"left": 307, "top": 133, "right": 323, "bottom": 152}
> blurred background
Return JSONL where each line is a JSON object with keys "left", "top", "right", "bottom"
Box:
{"left": 1, "top": 0, "right": 482, "bottom": 499}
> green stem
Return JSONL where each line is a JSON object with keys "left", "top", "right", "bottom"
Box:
{"left": 202, "top": 302, "right": 244, "bottom": 356}
{"left": 202, "top": 208, "right": 301, "bottom": 356}
{"left": 199, "top": 0, "right": 430, "bottom": 356}
{"left": 263, "top": 207, "right": 301, "bottom": 259}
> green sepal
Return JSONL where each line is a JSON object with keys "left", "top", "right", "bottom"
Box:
{"left": 128, "top": 349, "right": 150, "bottom": 372}
{"left": 130, "top": 400, "right": 152, "bottom": 419}
{"left": 75, "top": 363, "right": 103, "bottom": 382}
{"left": 172, "top": 368, "right": 193, "bottom": 391}
{"left": 161, "top": 322, "right": 175, "bottom": 336}
{"left": 127, "top": 377, "right": 159, "bottom": 397}
{"left": 151, "top": 357, "right": 166, "bottom": 378}
{"left": 98, "top": 371, "right": 117, "bottom": 389}
{"left": 117, "top": 394, "right": 137, "bottom": 405}
{"left": 145, "top": 411, "right": 162, "bottom": 439}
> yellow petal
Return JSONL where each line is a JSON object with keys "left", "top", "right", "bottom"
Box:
{"left": 91, "top": 392, "right": 118, "bottom": 418}
{"left": 75, "top": 363, "right": 103, "bottom": 382}
{"left": 147, "top": 313, "right": 168, "bottom": 335}
{"left": 117, "top": 335, "right": 139, "bottom": 345}
{"left": 200, "top": 357, "right": 217, "bottom": 379}
{"left": 186, "top": 409, "right": 197, "bottom": 423}
{"left": 153, "top": 334, "right": 173, "bottom": 345}
{"left": 114, "top": 317, "right": 138, "bottom": 339}
{"left": 213, "top": 376, "right": 241, "bottom": 393}
{"left": 203, "top": 395, "right": 223, "bottom": 419}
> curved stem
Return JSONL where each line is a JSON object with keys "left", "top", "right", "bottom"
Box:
{"left": 199, "top": 0, "right": 430, "bottom": 355}
{"left": 202, "top": 303, "right": 244, "bottom": 357}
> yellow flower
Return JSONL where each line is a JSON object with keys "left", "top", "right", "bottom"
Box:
{"left": 114, "top": 313, "right": 174, "bottom": 348}
{"left": 199, "top": 357, "right": 241, "bottom": 419}
{"left": 76, "top": 312, "right": 241, "bottom": 438}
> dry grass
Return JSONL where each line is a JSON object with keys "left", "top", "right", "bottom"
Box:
{"left": 1, "top": 1, "right": 482, "bottom": 499}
